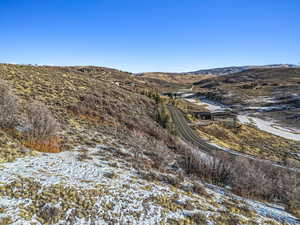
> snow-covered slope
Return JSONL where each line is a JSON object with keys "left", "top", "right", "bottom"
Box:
{"left": 0, "top": 144, "right": 299, "bottom": 225}
{"left": 238, "top": 115, "right": 300, "bottom": 141}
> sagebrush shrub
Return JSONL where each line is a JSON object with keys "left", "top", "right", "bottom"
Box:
{"left": 0, "top": 79, "right": 19, "bottom": 128}
{"left": 25, "top": 101, "right": 59, "bottom": 140}
{"left": 70, "top": 91, "right": 103, "bottom": 116}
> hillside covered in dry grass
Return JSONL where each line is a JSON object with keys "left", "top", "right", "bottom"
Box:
{"left": 0, "top": 64, "right": 299, "bottom": 224}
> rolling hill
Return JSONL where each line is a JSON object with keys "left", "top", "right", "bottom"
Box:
{"left": 188, "top": 64, "right": 299, "bottom": 76}
{"left": 0, "top": 64, "right": 299, "bottom": 224}
{"left": 193, "top": 67, "right": 300, "bottom": 128}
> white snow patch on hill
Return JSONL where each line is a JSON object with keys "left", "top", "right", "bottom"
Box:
{"left": 0, "top": 145, "right": 299, "bottom": 224}
{"left": 238, "top": 115, "right": 300, "bottom": 141}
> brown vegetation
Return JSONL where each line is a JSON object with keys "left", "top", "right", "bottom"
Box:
{"left": 179, "top": 144, "right": 300, "bottom": 213}
{"left": 193, "top": 68, "right": 300, "bottom": 127}
{"left": 0, "top": 79, "right": 19, "bottom": 128}
{"left": 25, "top": 101, "right": 60, "bottom": 140}
{"left": 196, "top": 122, "right": 300, "bottom": 164}
{"left": 0, "top": 64, "right": 299, "bottom": 220}
{"left": 0, "top": 78, "right": 60, "bottom": 153}
{"left": 21, "top": 101, "right": 61, "bottom": 153}
{"left": 68, "top": 88, "right": 155, "bottom": 128}
{"left": 140, "top": 72, "right": 214, "bottom": 84}
{"left": 22, "top": 137, "right": 60, "bottom": 153}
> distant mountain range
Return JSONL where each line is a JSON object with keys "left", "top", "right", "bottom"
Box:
{"left": 187, "top": 64, "right": 299, "bottom": 76}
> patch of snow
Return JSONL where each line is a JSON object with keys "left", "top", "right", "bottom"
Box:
{"left": 244, "top": 199, "right": 300, "bottom": 225}
{"left": 0, "top": 145, "right": 183, "bottom": 224}
{"left": 200, "top": 99, "right": 229, "bottom": 112}
{"left": 238, "top": 115, "right": 300, "bottom": 141}
{"left": 0, "top": 144, "right": 298, "bottom": 224}
{"left": 292, "top": 153, "right": 300, "bottom": 160}
{"left": 0, "top": 145, "right": 133, "bottom": 188}
{"left": 185, "top": 97, "right": 230, "bottom": 112}
{"left": 206, "top": 184, "right": 300, "bottom": 225}
{"left": 15, "top": 125, "right": 30, "bottom": 132}
{"left": 245, "top": 105, "right": 291, "bottom": 112}
{"left": 0, "top": 145, "right": 214, "bottom": 224}
{"left": 185, "top": 96, "right": 300, "bottom": 141}
{"left": 184, "top": 98, "right": 197, "bottom": 104}
{"left": 181, "top": 93, "right": 195, "bottom": 98}
{"left": 246, "top": 96, "right": 278, "bottom": 104}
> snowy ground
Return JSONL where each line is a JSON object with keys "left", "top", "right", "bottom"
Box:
{"left": 244, "top": 105, "right": 291, "bottom": 112}
{"left": 0, "top": 145, "right": 188, "bottom": 224}
{"left": 185, "top": 98, "right": 229, "bottom": 112}
{"left": 0, "top": 144, "right": 299, "bottom": 224}
{"left": 245, "top": 96, "right": 278, "bottom": 104}
{"left": 207, "top": 184, "right": 300, "bottom": 225}
{"left": 238, "top": 115, "right": 300, "bottom": 141}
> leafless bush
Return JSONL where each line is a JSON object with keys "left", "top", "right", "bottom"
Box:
{"left": 0, "top": 79, "right": 19, "bottom": 128}
{"left": 286, "top": 197, "right": 300, "bottom": 219}
{"left": 176, "top": 139, "right": 300, "bottom": 206}
{"left": 129, "top": 129, "right": 175, "bottom": 169}
{"left": 230, "top": 157, "right": 300, "bottom": 205}
{"left": 175, "top": 140, "right": 232, "bottom": 185}
{"left": 69, "top": 90, "right": 155, "bottom": 130}
{"left": 185, "top": 213, "right": 206, "bottom": 224}
{"left": 182, "top": 148, "right": 232, "bottom": 185}
{"left": 151, "top": 140, "right": 174, "bottom": 169}
{"left": 127, "top": 116, "right": 165, "bottom": 141}
{"left": 191, "top": 182, "right": 210, "bottom": 197}
{"left": 69, "top": 91, "right": 103, "bottom": 117}
{"left": 25, "top": 101, "right": 59, "bottom": 140}
{"left": 138, "top": 170, "right": 182, "bottom": 187}
{"left": 283, "top": 173, "right": 300, "bottom": 213}
{"left": 231, "top": 157, "right": 274, "bottom": 197}
{"left": 69, "top": 90, "right": 122, "bottom": 120}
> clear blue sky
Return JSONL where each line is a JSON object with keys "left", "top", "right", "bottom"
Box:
{"left": 1, "top": 0, "right": 300, "bottom": 72}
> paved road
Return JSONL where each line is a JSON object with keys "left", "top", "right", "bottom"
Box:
{"left": 167, "top": 105, "right": 300, "bottom": 172}
{"left": 167, "top": 105, "right": 219, "bottom": 153}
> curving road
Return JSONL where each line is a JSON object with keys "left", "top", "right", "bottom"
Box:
{"left": 167, "top": 105, "right": 300, "bottom": 172}
{"left": 167, "top": 105, "right": 218, "bottom": 153}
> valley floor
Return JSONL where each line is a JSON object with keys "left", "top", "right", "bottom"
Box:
{"left": 187, "top": 97, "right": 300, "bottom": 142}
{"left": 184, "top": 96, "right": 300, "bottom": 166}
{"left": 237, "top": 115, "right": 300, "bottom": 142}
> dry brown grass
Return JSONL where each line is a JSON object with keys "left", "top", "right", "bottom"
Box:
{"left": 22, "top": 137, "right": 61, "bottom": 153}
{"left": 140, "top": 72, "right": 214, "bottom": 84}
{"left": 197, "top": 122, "right": 300, "bottom": 163}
